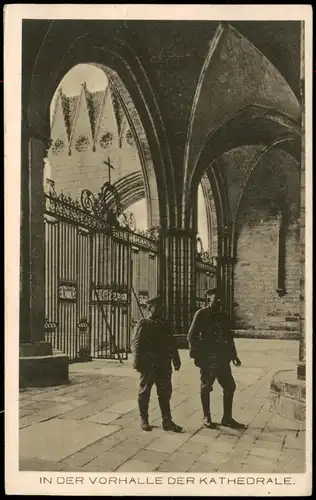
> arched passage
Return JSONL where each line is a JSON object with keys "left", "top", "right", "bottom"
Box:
{"left": 233, "top": 148, "right": 300, "bottom": 337}
{"left": 21, "top": 20, "right": 303, "bottom": 347}
{"left": 184, "top": 106, "right": 300, "bottom": 228}
{"left": 200, "top": 174, "right": 218, "bottom": 257}
{"left": 46, "top": 63, "right": 160, "bottom": 228}
{"left": 28, "top": 29, "right": 176, "bottom": 228}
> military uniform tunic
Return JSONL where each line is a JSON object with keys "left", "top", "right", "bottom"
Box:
{"left": 132, "top": 318, "right": 180, "bottom": 422}
{"left": 187, "top": 304, "right": 237, "bottom": 394}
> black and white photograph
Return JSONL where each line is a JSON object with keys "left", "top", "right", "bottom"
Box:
{"left": 4, "top": 4, "right": 312, "bottom": 496}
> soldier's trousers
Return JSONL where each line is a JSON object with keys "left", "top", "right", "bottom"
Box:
{"left": 138, "top": 369, "right": 172, "bottom": 423}
{"left": 200, "top": 361, "right": 236, "bottom": 419}
{"left": 200, "top": 361, "right": 236, "bottom": 394}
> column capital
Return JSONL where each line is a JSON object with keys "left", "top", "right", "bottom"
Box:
{"left": 28, "top": 128, "right": 52, "bottom": 153}
{"left": 218, "top": 224, "right": 232, "bottom": 236}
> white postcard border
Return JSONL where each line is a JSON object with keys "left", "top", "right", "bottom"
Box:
{"left": 4, "top": 4, "right": 313, "bottom": 496}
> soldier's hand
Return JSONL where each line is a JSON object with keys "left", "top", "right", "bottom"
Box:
{"left": 233, "top": 357, "right": 241, "bottom": 367}
{"left": 173, "top": 361, "right": 181, "bottom": 371}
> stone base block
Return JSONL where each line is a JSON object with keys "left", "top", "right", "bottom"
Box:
{"left": 270, "top": 369, "right": 306, "bottom": 425}
{"left": 19, "top": 342, "right": 53, "bottom": 357}
{"left": 20, "top": 353, "right": 69, "bottom": 389}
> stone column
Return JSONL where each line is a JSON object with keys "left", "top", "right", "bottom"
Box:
{"left": 19, "top": 126, "right": 69, "bottom": 386}
{"left": 20, "top": 131, "right": 52, "bottom": 352}
{"left": 159, "top": 228, "right": 197, "bottom": 344}
{"left": 20, "top": 121, "right": 31, "bottom": 343}
{"left": 217, "top": 225, "right": 236, "bottom": 318}
{"left": 217, "top": 255, "right": 236, "bottom": 320}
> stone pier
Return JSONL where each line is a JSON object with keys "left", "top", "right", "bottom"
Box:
{"left": 20, "top": 128, "right": 69, "bottom": 388}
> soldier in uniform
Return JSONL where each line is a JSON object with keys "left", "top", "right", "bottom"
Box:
{"left": 187, "top": 287, "right": 245, "bottom": 430}
{"left": 131, "top": 296, "right": 183, "bottom": 433}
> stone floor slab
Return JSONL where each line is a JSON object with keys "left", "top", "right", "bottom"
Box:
{"left": 87, "top": 411, "right": 121, "bottom": 425}
{"left": 19, "top": 413, "right": 50, "bottom": 429}
{"left": 19, "top": 457, "right": 65, "bottom": 471}
{"left": 58, "top": 402, "right": 108, "bottom": 420}
{"left": 86, "top": 451, "right": 130, "bottom": 471}
{"left": 20, "top": 419, "right": 120, "bottom": 462}
{"left": 132, "top": 449, "right": 169, "bottom": 466}
{"left": 60, "top": 451, "right": 93, "bottom": 469}
{"left": 254, "top": 438, "right": 283, "bottom": 451}
{"left": 283, "top": 432, "right": 306, "bottom": 450}
{"left": 105, "top": 399, "right": 138, "bottom": 415}
{"left": 199, "top": 451, "right": 230, "bottom": 465}
{"left": 178, "top": 439, "right": 208, "bottom": 455}
{"left": 19, "top": 340, "right": 305, "bottom": 474}
{"left": 34, "top": 404, "right": 76, "bottom": 420}
{"left": 249, "top": 446, "right": 281, "bottom": 460}
{"left": 146, "top": 433, "right": 189, "bottom": 454}
{"left": 116, "top": 460, "right": 157, "bottom": 472}
{"left": 158, "top": 451, "right": 200, "bottom": 472}
{"left": 190, "top": 461, "right": 219, "bottom": 472}
{"left": 81, "top": 433, "right": 126, "bottom": 456}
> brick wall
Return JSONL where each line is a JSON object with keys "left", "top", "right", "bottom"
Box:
{"left": 234, "top": 212, "right": 300, "bottom": 338}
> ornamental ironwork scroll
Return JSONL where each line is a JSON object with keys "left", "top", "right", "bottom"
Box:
{"left": 44, "top": 178, "right": 159, "bottom": 251}
{"left": 196, "top": 235, "right": 217, "bottom": 273}
{"left": 118, "top": 211, "right": 137, "bottom": 232}
{"left": 196, "top": 235, "right": 212, "bottom": 265}
{"left": 81, "top": 181, "right": 122, "bottom": 223}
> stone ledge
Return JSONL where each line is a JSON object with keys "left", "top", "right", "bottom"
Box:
{"left": 20, "top": 353, "right": 69, "bottom": 389}
{"left": 270, "top": 369, "right": 305, "bottom": 425}
{"left": 233, "top": 329, "right": 299, "bottom": 340}
{"left": 175, "top": 329, "right": 299, "bottom": 347}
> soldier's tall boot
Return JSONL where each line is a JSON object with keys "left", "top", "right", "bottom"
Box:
{"left": 201, "top": 391, "right": 217, "bottom": 429}
{"left": 221, "top": 391, "right": 246, "bottom": 429}
{"left": 159, "top": 396, "right": 183, "bottom": 433}
{"left": 138, "top": 396, "right": 152, "bottom": 431}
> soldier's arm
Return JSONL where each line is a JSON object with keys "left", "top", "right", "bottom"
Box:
{"left": 166, "top": 322, "right": 181, "bottom": 370}
{"left": 222, "top": 313, "right": 238, "bottom": 361}
{"left": 131, "top": 320, "right": 148, "bottom": 371}
{"left": 187, "top": 310, "right": 202, "bottom": 348}
{"left": 230, "top": 334, "right": 238, "bottom": 361}
{"left": 171, "top": 341, "right": 181, "bottom": 371}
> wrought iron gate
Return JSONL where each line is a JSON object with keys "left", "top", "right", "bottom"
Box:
{"left": 195, "top": 236, "right": 217, "bottom": 309}
{"left": 44, "top": 179, "right": 158, "bottom": 362}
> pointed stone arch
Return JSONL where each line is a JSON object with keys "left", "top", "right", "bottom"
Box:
{"left": 231, "top": 136, "right": 300, "bottom": 257}
{"left": 27, "top": 31, "right": 176, "bottom": 228}
{"left": 182, "top": 22, "right": 300, "bottom": 250}
{"left": 200, "top": 173, "right": 218, "bottom": 257}
{"left": 109, "top": 171, "right": 145, "bottom": 212}
{"left": 183, "top": 23, "right": 300, "bottom": 205}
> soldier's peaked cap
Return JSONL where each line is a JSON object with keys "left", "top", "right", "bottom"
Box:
{"left": 146, "top": 296, "right": 160, "bottom": 306}
{"left": 205, "top": 287, "right": 217, "bottom": 296}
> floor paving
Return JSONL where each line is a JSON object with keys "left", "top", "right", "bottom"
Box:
{"left": 19, "top": 339, "right": 305, "bottom": 473}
